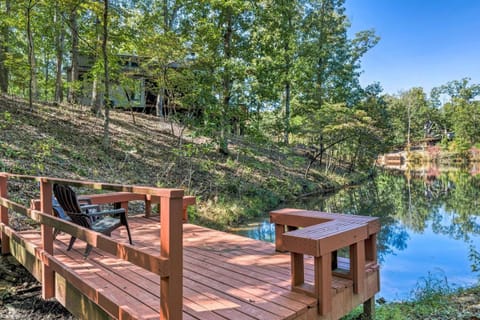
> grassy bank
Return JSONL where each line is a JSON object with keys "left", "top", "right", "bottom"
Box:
{"left": 0, "top": 95, "right": 366, "bottom": 228}
{"left": 344, "top": 274, "right": 480, "bottom": 319}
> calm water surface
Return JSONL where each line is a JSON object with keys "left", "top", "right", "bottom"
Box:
{"left": 229, "top": 169, "right": 480, "bottom": 301}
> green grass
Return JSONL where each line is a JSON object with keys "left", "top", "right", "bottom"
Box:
{"left": 342, "top": 272, "right": 480, "bottom": 320}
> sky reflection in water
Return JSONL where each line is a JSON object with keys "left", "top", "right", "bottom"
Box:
{"left": 229, "top": 169, "right": 480, "bottom": 301}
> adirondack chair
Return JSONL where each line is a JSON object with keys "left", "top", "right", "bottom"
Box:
{"left": 53, "top": 183, "right": 133, "bottom": 257}
{"left": 52, "top": 196, "right": 100, "bottom": 239}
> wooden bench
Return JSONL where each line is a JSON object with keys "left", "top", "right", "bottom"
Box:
{"left": 284, "top": 221, "right": 368, "bottom": 315}
{"left": 270, "top": 208, "right": 380, "bottom": 317}
{"left": 270, "top": 208, "right": 380, "bottom": 257}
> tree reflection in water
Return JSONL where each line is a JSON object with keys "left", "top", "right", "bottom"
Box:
{"left": 231, "top": 167, "right": 480, "bottom": 300}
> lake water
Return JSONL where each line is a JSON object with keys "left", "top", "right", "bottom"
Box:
{"left": 229, "top": 168, "right": 480, "bottom": 301}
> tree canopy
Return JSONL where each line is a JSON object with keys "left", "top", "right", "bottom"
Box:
{"left": 0, "top": 0, "right": 478, "bottom": 174}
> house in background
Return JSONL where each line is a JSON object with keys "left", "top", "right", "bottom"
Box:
{"left": 68, "top": 54, "right": 176, "bottom": 115}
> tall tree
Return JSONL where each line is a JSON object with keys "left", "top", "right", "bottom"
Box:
{"left": 26, "top": 0, "right": 39, "bottom": 110}
{"left": 385, "top": 87, "right": 431, "bottom": 149}
{"left": 294, "top": 0, "right": 378, "bottom": 173}
{"left": 53, "top": 2, "right": 65, "bottom": 103}
{"left": 102, "top": 0, "right": 110, "bottom": 149}
{"left": 128, "top": 0, "right": 190, "bottom": 121}
{"left": 253, "top": 0, "right": 302, "bottom": 144}
{"left": 186, "top": 0, "right": 252, "bottom": 154}
{"left": 67, "top": 1, "right": 81, "bottom": 104}
{"left": 0, "top": 0, "right": 10, "bottom": 93}
{"left": 90, "top": 16, "right": 102, "bottom": 115}
{"left": 432, "top": 78, "right": 480, "bottom": 152}
{"left": 299, "top": 0, "right": 378, "bottom": 108}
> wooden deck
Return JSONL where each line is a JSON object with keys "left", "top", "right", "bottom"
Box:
{"left": 16, "top": 216, "right": 322, "bottom": 319}
{"left": 1, "top": 174, "right": 379, "bottom": 320}
{"left": 12, "top": 216, "right": 380, "bottom": 320}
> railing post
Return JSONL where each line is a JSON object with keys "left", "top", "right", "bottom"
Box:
{"left": 40, "top": 178, "right": 55, "bottom": 299}
{"left": 145, "top": 194, "right": 152, "bottom": 218}
{"left": 159, "top": 190, "right": 184, "bottom": 320}
{"left": 0, "top": 174, "right": 10, "bottom": 255}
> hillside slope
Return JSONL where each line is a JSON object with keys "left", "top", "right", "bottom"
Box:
{"left": 0, "top": 95, "right": 360, "bottom": 227}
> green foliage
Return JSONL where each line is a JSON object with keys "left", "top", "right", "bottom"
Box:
{"left": 0, "top": 0, "right": 385, "bottom": 162}
{"left": 32, "top": 137, "right": 60, "bottom": 172}
{"left": 343, "top": 272, "right": 475, "bottom": 320}
{"left": 0, "top": 111, "right": 15, "bottom": 129}
{"left": 468, "top": 245, "right": 480, "bottom": 272}
{"left": 1, "top": 0, "right": 478, "bottom": 164}
{"left": 378, "top": 79, "right": 480, "bottom": 157}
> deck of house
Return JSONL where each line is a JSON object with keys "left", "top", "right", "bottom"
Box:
{"left": 0, "top": 174, "right": 380, "bottom": 320}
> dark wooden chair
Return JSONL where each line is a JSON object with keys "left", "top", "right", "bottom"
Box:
{"left": 53, "top": 183, "right": 133, "bottom": 257}
{"left": 52, "top": 196, "right": 101, "bottom": 239}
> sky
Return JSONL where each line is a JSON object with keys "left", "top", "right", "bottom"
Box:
{"left": 345, "top": 0, "right": 480, "bottom": 95}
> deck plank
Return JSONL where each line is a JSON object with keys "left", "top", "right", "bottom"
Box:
{"left": 20, "top": 216, "right": 332, "bottom": 320}
{"left": 184, "top": 251, "right": 310, "bottom": 312}
{"left": 53, "top": 251, "right": 159, "bottom": 319}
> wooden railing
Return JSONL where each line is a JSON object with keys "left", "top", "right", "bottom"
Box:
{"left": 0, "top": 173, "right": 186, "bottom": 320}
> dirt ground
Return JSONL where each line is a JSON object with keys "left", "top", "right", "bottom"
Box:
{"left": 0, "top": 255, "right": 75, "bottom": 320}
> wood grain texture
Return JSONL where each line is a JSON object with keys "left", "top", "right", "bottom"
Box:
{"left": 6, "top": 212, "right": 379, "bottom": 320}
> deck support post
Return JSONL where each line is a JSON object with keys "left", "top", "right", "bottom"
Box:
{"left": 363, "top": 296, "right": 375, "bottom": 319}
{"left": 0, "top": 174, "right": 9, "bottom": 255}
{"left": 40, "top": 179, "right": 55, "bottom": 299}
{"left": 159, "top": 190, "right": 184, "bottom": 320}
{"left": 315, "top": 254, "right": 332, "bottom": 315}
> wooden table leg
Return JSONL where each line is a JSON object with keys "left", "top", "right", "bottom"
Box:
{"left": 291, "top": 252, "right": 304, "bottom": 287}
{"left": 351, "top": 241, "right": 366, "bottom": 294}
{"left": 315, "top": 254, "right": 332, "bottom": 315}
{"left": 275, "top": 224, "right": 285, "bottom": 251}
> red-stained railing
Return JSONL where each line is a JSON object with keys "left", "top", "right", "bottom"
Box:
{"left": 0, "top": 173, "right": 189, "bottom": 319}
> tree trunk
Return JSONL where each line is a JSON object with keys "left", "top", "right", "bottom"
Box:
{"left": 102, "top": 0, "right": 110, "bottom": 149}
{"left": 155, "top": 67, "right": 166, "bottom": 118}
{"left": 316, "top": 2, "right": 327, "bottom": 110}
{"left": 305, "top": 143, "right": 324, "bottom": 178}
{"left": 26, "top": 0, "right": 38, "bottom": 110}
{"left": 220, "top": 7, "right": 233, "bottom": 155}
{"left": 91, "top": 77, "right": 102, "bottom": 114}
{"left": 68, "top": 8, "right": 79, "bottom": 104}
{"left": 0, "top": 0, "right": 10, "bottom": 94}
{"left": 54, "top": 3, "right": 64, "bottom": 103}
{"left": 44, "top": 50, "right": 49, "bottom": 100}
{"left": 284, "top": 81, "right": 291, "bottom": 144}
{"left": 283, "top": 12, "right": 293, "bottom": 145}
{"left": 407, "top": 102, "right": 411, "bottom": 152}
{"left": 163, "top": 0, "right": 168, "bottom": 29}
{"left": 155, "top": 88, "right": 164, "bottom": 118}
{"left": 91, "top": 18, "right": 102, "bottom": 115}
